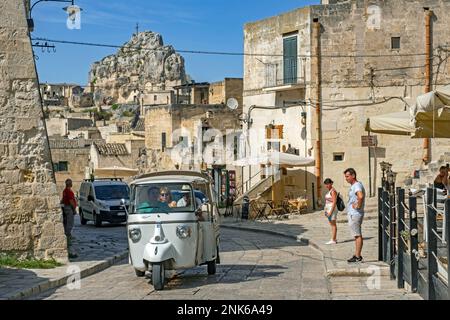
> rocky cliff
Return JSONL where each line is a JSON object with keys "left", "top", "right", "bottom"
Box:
{"left": 89, "top": 31, "right": 187, "bottom": 105}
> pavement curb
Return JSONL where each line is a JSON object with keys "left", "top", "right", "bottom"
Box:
{"left": 7, "top": 250, "right": 129, "bottom": 300}
{"left": 221, "top": 223, "right": 389, "bottom": 277}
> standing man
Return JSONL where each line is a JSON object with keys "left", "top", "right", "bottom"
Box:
{"left": 344, "top": 168, "right": 366, "bottom": 263}
{"left": 61, "top": 179, "right": 77, "bottom": 241}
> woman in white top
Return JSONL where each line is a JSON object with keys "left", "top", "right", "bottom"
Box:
{"left": 324, "top": 178, "right": 338, "bottom": 245}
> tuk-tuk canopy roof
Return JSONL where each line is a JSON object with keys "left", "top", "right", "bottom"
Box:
{"left": 131, "top": 170, "right": 211, "bottom": 186}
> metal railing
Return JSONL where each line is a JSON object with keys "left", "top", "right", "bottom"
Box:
{"left": 378, "top": 186, "right": 449, "bottom": 300}
{"left": 264, "top": 58, "right": 307, "bottom": 88}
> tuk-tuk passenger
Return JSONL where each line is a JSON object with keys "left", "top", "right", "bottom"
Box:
{"left": 137, "top": 186, "right": 169, "bottom": 213}
{"left": 159, "top": 187, "right": 177, "bottom": 208}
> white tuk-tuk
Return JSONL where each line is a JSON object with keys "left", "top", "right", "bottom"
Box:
{"left": 125, "top": 171, "right": 221, "bottom": 290}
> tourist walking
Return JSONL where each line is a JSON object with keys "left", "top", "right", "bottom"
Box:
{"left": 323, "top": 178, "right": 338, "bottom": 245}
{"left": 344, "top": 168, "right": 366, "bottom": 263}
{"left": 61, "top": 179, "right": 77, "bottom": 240}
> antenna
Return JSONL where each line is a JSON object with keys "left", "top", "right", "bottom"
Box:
{"left": 226, "top": 97, "right": 239, "bottom": 110}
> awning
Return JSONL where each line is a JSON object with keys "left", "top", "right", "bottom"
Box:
{"left": 411, "top": 85, "right": 450, "bottom": 138}
{"left": 94, "top": 167, "right": 139, "bottom": 178}
{"left": 233, "top": 151, "right": 315, "bottom": 167}
{"left": 365, "top": 111, "right": 414, "bottom": 136}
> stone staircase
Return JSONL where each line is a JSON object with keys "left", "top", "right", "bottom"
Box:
{"left": 234, "top": 175, "right": 274, "bottom": 205}
{"left": 408, "top": 152, "right": 450, "bottom": 190}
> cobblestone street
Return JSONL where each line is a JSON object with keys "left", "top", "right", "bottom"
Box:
{"left": 32, "top": 228, "right": 420, "bottom": 300}
{"left": 33, "top": 228, "right": 329, "bottom": 300}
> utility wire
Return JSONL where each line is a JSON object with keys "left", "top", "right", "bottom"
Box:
{"left": 32, "top": 37, "right": 434, "bottom": 59}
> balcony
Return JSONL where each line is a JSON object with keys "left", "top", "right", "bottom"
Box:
{"left": 263, "top": 57, "right": 307, "bottom": 92}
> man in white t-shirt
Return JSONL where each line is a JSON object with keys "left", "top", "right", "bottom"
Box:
{"left": 344, "top": 168, "right": 366, "bottom": 263}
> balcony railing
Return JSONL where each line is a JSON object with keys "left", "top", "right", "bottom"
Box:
{"left": 264, "top": 57, "right": 307, "bottom": 89}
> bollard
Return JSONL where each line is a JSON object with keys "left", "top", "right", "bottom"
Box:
{"left": 241, "top": 195, "right": 250, "bottom": 220}
{"left": 397, "top": 188, "right": 405, "bottom": 289}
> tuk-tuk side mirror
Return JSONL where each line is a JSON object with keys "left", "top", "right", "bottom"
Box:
{"left": 120, "top": 199, "right": 129, "bottom": 215}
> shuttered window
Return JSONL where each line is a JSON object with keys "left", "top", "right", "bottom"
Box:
{"left": 283, "top": 36, "right": 298, "bottom": 84}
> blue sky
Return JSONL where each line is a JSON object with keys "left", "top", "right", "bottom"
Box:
{"left": 33, "top": 0, "right": 318, "bottom": 85}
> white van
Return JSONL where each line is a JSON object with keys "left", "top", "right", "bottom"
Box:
{"left": 78, "top": 178, "right": 130, "bottom": 227}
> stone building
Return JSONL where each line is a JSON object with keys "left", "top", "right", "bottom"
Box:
{"left": 45, "top": 117, "right": 94, "bottom": 138}
{"left": 40, "top": 83, "right": 84, "bottom": 107}
{"left": 89, "top": 141, "right": 144, "bottom": 171}
{"left": 209, "top": 78, "right": 244, "bottom": 108}
{"left": 49, "top": 139, "right": 93, "bottom": 194}
{"left": 242, "top": 0, "right": 450, "bottom": 206}
{"left": 144, "top": 104, "right": 243, "bottom": 203}
{"left": 0, "top": 0, "right": 67, "bottom": 261}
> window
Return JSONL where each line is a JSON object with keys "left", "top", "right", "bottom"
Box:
{"left": 53, "top": 161, "right": 68, "bottom": 172}
{"left": 333, "top": 153, "right": 345, "bottom": 162}
{"left": 283, "top": 35, "right": 298, "bottom": 84}
{"left": 391, "top": 37, "right": 400, "bottom": 50}
{"left": 161, "top": 132, "right": 167, "bottom": 152}
{"left": 154, "top": 95, "right": 157, "bottom": 101}
{"left": 265, "top": 125, "right": 284, "bottom": 139}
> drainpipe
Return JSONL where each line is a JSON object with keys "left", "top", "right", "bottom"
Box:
{"left": 313, "top": 18, "right": 322, "bottom": 207}
{"left": 423, "top": 8, "right": 433, "bottom": 164}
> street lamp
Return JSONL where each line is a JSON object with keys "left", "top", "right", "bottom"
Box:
{"left": 27, "top": 0, "right": 80, "bottom": 32}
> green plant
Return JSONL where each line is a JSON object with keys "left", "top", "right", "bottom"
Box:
{"left": 400, "top": 230, "right": 410, "bottom": 242}
{"left": 122, "top": 110, "right": 134, "bottom": 117}
{"left": 0, "top": 253, "right": 63, "bottom": 269}
{"left": 111, "top": 104, "right": 120, "bottom": 111}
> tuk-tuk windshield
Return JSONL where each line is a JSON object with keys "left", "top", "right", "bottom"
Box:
{"left": 131, "top": 183, "right": 198, "bottom": 214}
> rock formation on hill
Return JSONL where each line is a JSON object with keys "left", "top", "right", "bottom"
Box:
{"left": 89, "top": 31, "right": 187, "bottom": 105}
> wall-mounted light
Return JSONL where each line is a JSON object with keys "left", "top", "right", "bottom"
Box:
{"left": 28, "top": 0, "right": 82, "bottom": 32}
{"left": 301, "top": 111, "right": 307, "bottom": 126}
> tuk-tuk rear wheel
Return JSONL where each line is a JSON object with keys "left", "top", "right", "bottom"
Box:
{"left": 151, "top": 263, "right": 165, "bottom": 290}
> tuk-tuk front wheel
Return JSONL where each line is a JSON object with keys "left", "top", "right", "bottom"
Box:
{"left": 151, "top": 263, "right": 165, "bottom": 290}
{"left": 207, "top": 259, "right": 216, "bottom": 275}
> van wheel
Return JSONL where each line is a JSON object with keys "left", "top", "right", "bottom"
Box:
{"left": 207, "top": 259, "right": 216, "bottom": 275}
{"left": 79, "top": 209, "right": 87, "bottom": 225}
{"left": 93, "top": 212, "right": 102, "bottom": 227}
{"left": 135, "top": 269, "right": 145, "bottom": 277}
{"left": 151, "top": 263, "right": 165, "bottom": 290}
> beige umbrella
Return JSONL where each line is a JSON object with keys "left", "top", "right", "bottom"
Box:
{"left": 94, "top": 167, "right": 139, "bottom": 178}
{"left": 411, "top": 85, "right": 450, "bottom": 138}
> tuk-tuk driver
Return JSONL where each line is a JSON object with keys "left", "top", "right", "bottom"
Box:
{"left": 137, "top": 186, "right": 170, "bottom": 213}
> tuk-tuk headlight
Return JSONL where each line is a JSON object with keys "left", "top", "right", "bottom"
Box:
{"left": 129, "top": 228, "right": 141, "bottom": 243}
{"left": 176, "top": 225, "right": 191, "bottom": 239}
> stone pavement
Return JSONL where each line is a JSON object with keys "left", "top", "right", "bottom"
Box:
{"left": 0, "top": 216, "right": 128, "bottom": 300}
{"left": 221, "top": 197, "right": 422, "bottom": 300}
{"left": 33, "top": 228, "right": 330, "bottom": 300}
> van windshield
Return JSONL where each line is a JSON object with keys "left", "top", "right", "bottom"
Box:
{"left": 94, "top": 185, "right": 129, "bottom": 200}
{"left": 131, "top": 183, "right": 196, "bottom": 214}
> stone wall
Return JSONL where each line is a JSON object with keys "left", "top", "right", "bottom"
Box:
{"left": 50, "top": 144, "right": 90, "bottom": 195}
{"left": 209, "top": 78, "right": 244, "bottom": 109}
{"left": 243, "top": 0, "right": 450, "bottom": 201}
{"left": 0, "top": 0, "right": 68, "bottom": 261}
